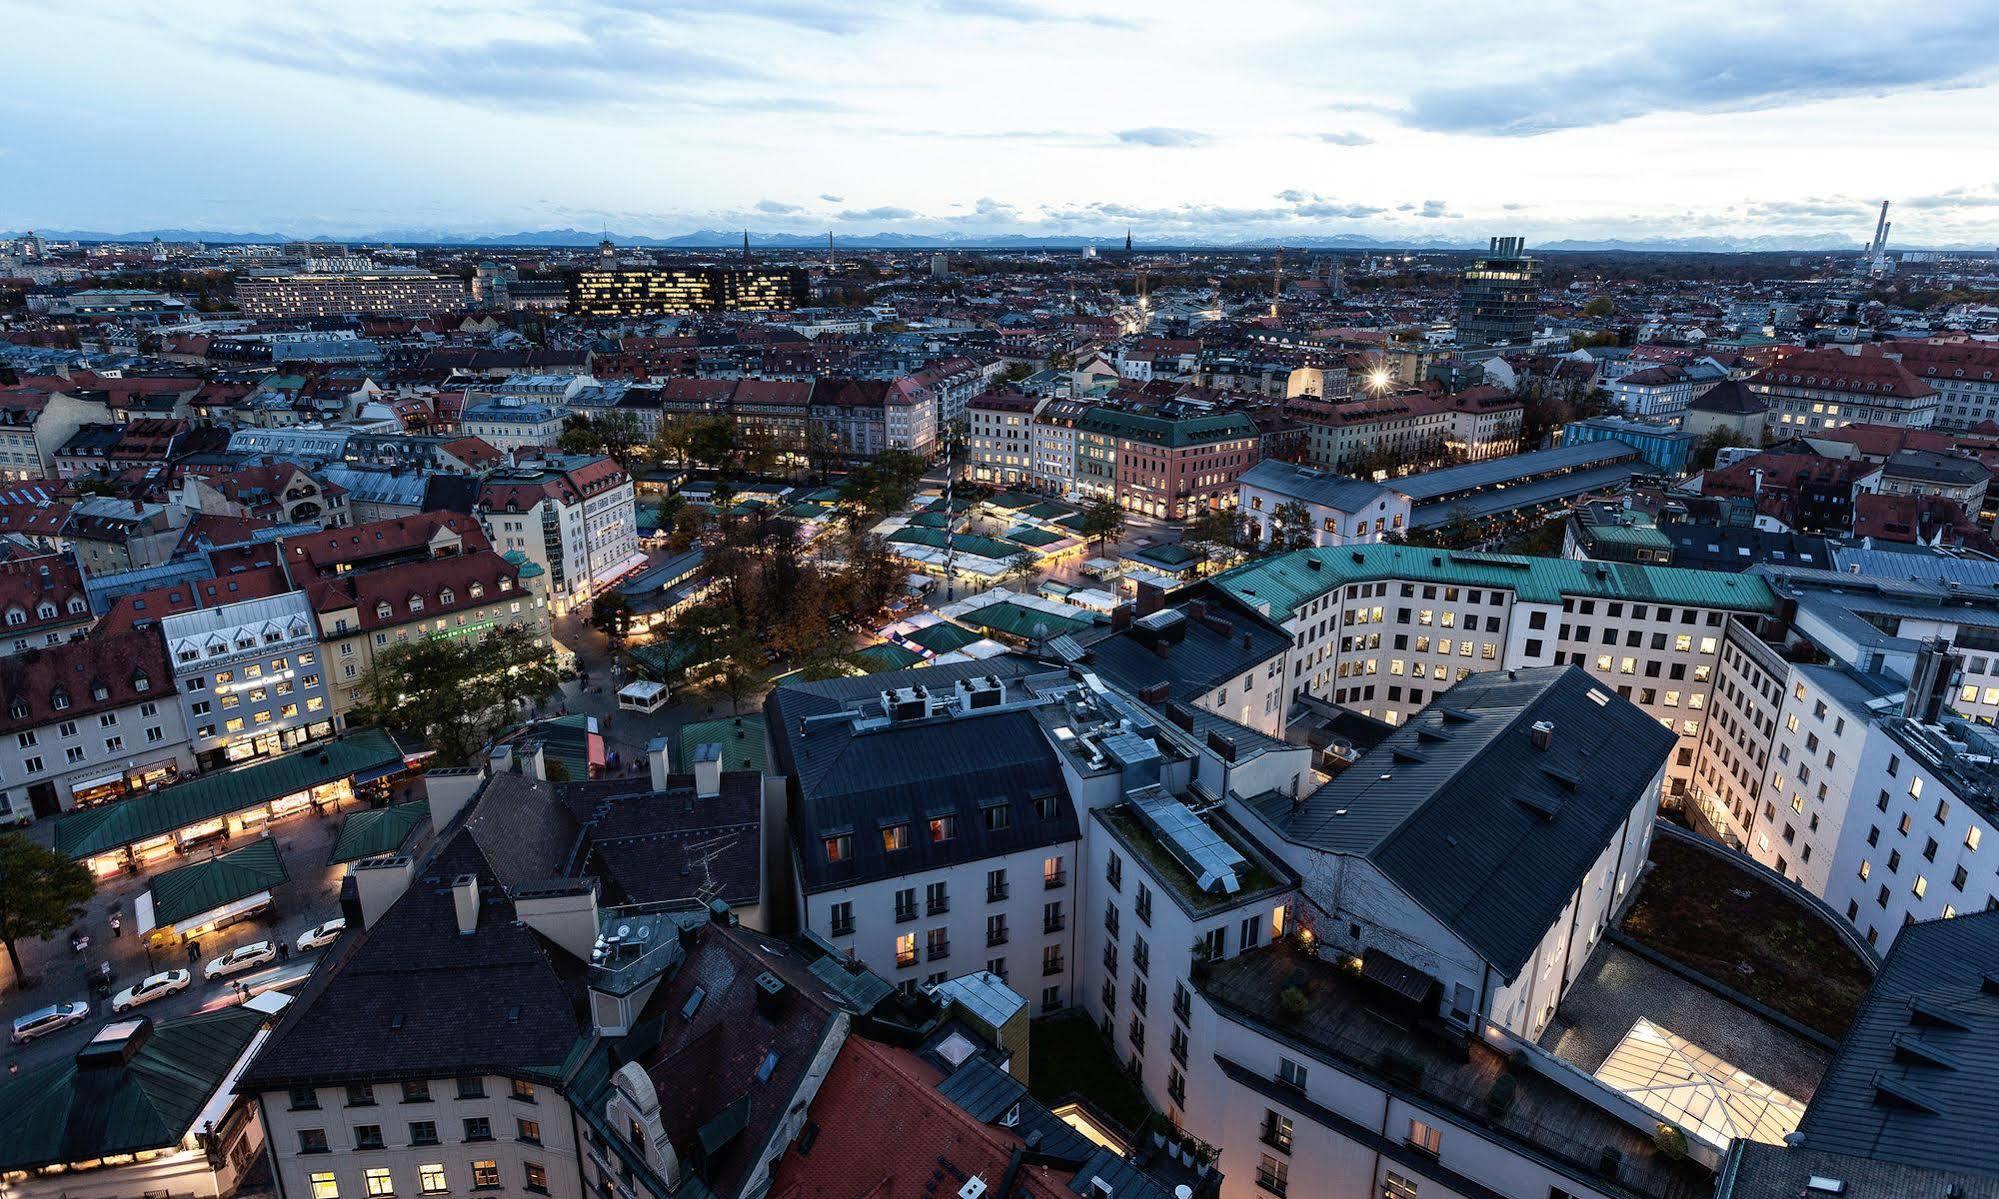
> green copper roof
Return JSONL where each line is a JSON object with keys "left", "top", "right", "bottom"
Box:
{"left": 679, "top": 717, "right": 767, "bottom": 773}
{"left": 329, "top": 801, "right": 431, "bottom": 865}
{"left": 0, "top": 1006, "right": 268, "bottom": 1172}
{"left": 54, "top": 730, "right": 405, "bottom": 861}
{"left": 852, "top": 643, "right": 926, "bottom": 672}
{"left": 1076, "top": 407, "right": 1257, "bottom": 447}
{"left": 1208, "top": 544, "right": 1777, "bottom": 623}
{"left": 958, "top": 601, "right": 1096, "bottom": 641}
{"left": 148, "top": 836, "right": 290, "bottom": 927}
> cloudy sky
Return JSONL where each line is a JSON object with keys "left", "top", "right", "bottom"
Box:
{"left": 6, "top": 0, "right": 1999, "bottom": 244}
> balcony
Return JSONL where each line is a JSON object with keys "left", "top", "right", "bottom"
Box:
{"left": 1255, "top": 1170, "right": 1288, "bottom": 1197}
{"left": 1042, "top": 955, "right": 1065, "bottom": 977}
{"left": 1260, "top": 1125, "right": 1293, "bottom": 1155}
{"left": 987, "top": 927, "right": 1009, "bottom": 947}
{"left": 927, "top": 897, "right": 950, "bottom": 916}
{"left": 829, "top": 920, "right": 854, "bottom": 938}
{"left": 1044, "top": 870, "right": 1067, "bottom": 890}
{"left": 895, "top": 906, "right": 918, "bottom": 924}
{"left": 987, "top": 883, "right": 1010, "bottom": 903}
{"left": 895, "top": 949, "right": 918, "bottom": 969}
{"left": 1043, "top": 914, "right": 1066, "bottom": 934}
{"left": 927, "top": 940, "right": 951, "bottom": 962}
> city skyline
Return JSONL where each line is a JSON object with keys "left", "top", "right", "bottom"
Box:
{"left": 6, "top": 0, "right": 1999, "bottom": 245}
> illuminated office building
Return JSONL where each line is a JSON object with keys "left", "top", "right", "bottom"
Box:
{"left": 567, "top": 267, "right": 808, "bottom": 316}
{"left": 1458, "top": 236, "right": 1540, "bottom": 346}
{"left": 233, "top": 273, "right": 468, "bottom": 318}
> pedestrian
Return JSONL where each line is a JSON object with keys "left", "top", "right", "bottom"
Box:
{"left": 279, "top": 940, "right": 291, "bottom": 962}
{"left": 7, "top": 1061, "right": 17, "bottom": 1078}
{"left": 109, "top": 911, "right": 122, "bottom": 939}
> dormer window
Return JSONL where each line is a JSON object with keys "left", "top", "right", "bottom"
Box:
{"left": 35, "top": 602, "right": 55, "bottom": 620}
{"left": 468, "top": 582, "right": 485, "bottom": 600}
{"left": 133, "top": 674, "right": 150, "bottom": 692}
{"left": 50, "top": 689, "right": 69, "bottom": 711}
{"left": 408, "top": 595, "right": 425, "bottom": 612}
{"left": 376, "top": 602, "right": 393, "bottom": 620}
{"left": 439, "top": 588, "right": 455, "bottom": 605}
{"left": 4, "top": 609, "right": 23, "bottom": 626}
{"left": 7, "top": 700, "right": 26, "bottom": 720}
{"left": 91, "top": 683, "right": 110, "bottom": 702}
{"left": 498, "top": 577, "right": 512, "bottom": 592}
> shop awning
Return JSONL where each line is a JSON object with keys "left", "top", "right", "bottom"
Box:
{"left": 141, "top": 838, "right": 290, "bottom": 934}
{"left": 53, "top": 729, "right": 403, "bottom": 862}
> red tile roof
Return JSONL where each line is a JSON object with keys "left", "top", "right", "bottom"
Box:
{"left": 306, "top": 548, "right": 523, "bottom": 631}
{"left": 767, "top": 1037, "right": 1071, "bottom": 1199}
{"left": 0, "top": 630, "right": 172, "bottom": 734}
{"left": 1750, "top": 347, "right": 1935, "bottom": 399}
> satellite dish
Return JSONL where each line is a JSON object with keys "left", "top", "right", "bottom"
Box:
{"left": 636, "top": 925, "right": 653, "bottom": 940}
{"left": 616, "top": 924, "right": 631, "bottom": 938}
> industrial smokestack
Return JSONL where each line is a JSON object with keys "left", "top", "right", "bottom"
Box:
{"left": 1870, "top": 201, "right": 1891, "bottom": 255}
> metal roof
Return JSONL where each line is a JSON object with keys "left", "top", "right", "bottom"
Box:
{"left": 1242, "top": 666, "right": 1676, "bottom": 978}
{"left": 0, "top": 1006, "right": 269, "bottom": 1172}
{"left": 53, "top": 729, "right": 404, "bottom": 860}
{"left": 1394, "top": 440, "right": 1641, "bottom": 502}
{"left": 1238, "top": 459, "right": 1398, "bottom": 512}
{"left": 1207, "top": 542, "right": 1777, "bottom": 622}
{"left": 1792, "top": 909, "right": 1999, "bottom": 1177}
{"left": 329, "top": 801, "right": 430, "bottom": 864}
{"left": 148, "top": 836, "right": 290, "bottom": 926}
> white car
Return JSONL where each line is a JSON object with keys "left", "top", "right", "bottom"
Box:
{"left": 11, "top": 1000, "right": 90, "bottom": 1044}
{"left": 204, "top": 940, "right": 278, "bottom": 980}
{"left": 295, "top": 918, "right": 348, "bottom": 952}
{"left": 111, "top": 969, "right": 191, "bottom": 1013}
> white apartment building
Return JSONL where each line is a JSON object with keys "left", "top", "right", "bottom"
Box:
{"left": 0, "top": 630, "right": 194, "bottom": 823}
{"left": 475, "top": 457, "right": 641, "bottom": 616}
{"left": 459, "top": 397, "right": 567, "bottom": 454}
{"left": 163, "top": 592, "right": 335, "bottom": 771}
{"left": 964, "top": 391, "right": 1044, "bottom": 488}
{"left": 1030, "top": 399, "right": 1088, "bottom": 498}
{"left": 1204, "top": 544, "right": 1777, "bottom": 797}
{"left": 1235, "top": 460, "right": 1411, "bottom": 549}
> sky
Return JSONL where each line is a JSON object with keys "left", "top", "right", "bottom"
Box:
{"left": 6, "top": 0, "right": 1999, "bottom": 245}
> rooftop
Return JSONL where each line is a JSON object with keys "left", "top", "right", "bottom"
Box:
{"left": 1201, "top": 940, "right": 1712, "bottom": 1199}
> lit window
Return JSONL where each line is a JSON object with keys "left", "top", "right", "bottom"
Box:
{"left": 311, "top": 1174, "right": 340, "bottom": 1199}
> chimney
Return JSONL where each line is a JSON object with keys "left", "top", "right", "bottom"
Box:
{"left": 1164, "top": 702, "right": 1196, "bottom": 732}
{"left": 1530, "top": 720, "right": 1555, "bottom": 751}
{"left": 1135, "top": 580, "right": 1166, "bottom": 617}
{"left": 1187, "top": 599, "right": 1208, "bottom": 622}
{"left": 1206, "top": 730, "right": 1238, "bottom": 762}
{"left": 345, "top": 854, "right": 414, "bottom": 930}
{"left": 647, "top": 735, "right": 671, "bottom": 792}
{"left": 452, "top": 872, "right": 480, "bottom": 935}
{"left": 520, "top": 740, "right": 548, "bottom": 781}
{"left": 692, "top": 742, "right": 723, "bottom": 799}
{"left": 753, "top": 971, "right": 790, "bottom": 1021}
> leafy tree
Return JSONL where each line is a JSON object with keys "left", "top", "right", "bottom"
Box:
{"left": 350, "top": 625, "right": 561, "bottom": 766}
{"left": 838, "top": 450, "right": 929, "bottom": 518}
{"left": 1268, "top": 500, "right": 1317, "bottom": 553}
{"left": 1690, "top": 428, "right": 1747, "bottom": 473}
{"left": 0, "top": 832, "right": 96, "bottom": 989}
{"left": 589, "top": 591, "right": 635, "bottom": 648}
{"left": 687, "top": 416, "right": 738, "bottom": 470}
{"left": 652, "top": 492, "right": 686, "bottom": 534}
{"left": 1079, "top": 498, "right": 1127, "bottom": 556}
{"left": 1580, "top": 296, "right": 1616, "bottom": 318}
{"left": 1003, "top": 549, "right": 1039, "bottom": 592}
{"left": 664, "top": 506, "right": 710, "bottom": 554}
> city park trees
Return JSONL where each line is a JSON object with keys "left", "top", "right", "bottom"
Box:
{"left": 350, "top": 625, "right": 562, "bottom": 766}
{"left": 0, "top": 832, "right": 96, "bottom": 989}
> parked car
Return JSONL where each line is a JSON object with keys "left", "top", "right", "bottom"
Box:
{"left": 204, "top": 940, "right": 278, "bottom": 980}
{"left": 295, "top": 918, "right": 348, "bottom": 952}
{"left": 111, "top": 970, "right": 191, "bottom": 1013}
{"left": 10, "top": 1000, "right": 90, "bottom": 1044}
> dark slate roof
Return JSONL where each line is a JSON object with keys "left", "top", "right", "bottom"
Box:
{"left": 765, "top": 661, "right": 1079, "bottom": 895}
{"left": 1078, "top": 600, "right": 1290, "bottom": 709}
{"left": 637, "top": 922, "right": 846, "bottom": 1199}
{"left": 558, "top": 773, "right": 763, "bottom": 908}
{"left": 238, "top": 828, "right": 591, "bottom": 1090}
{"left": 1686, "top": 378, "right": 1767, "bottom": 415}
{"left": 935, "top": 1054, "right": 1025, "bottom": 1122}
{"left": 1722, "top": 1141, "right": 1999, "bottom": 1199}
{"left": 148, "top": 836, "right": 290, "bottom": 927}
{"left": 1242, "top": 666, "right": 1675, "bottom": 979}
{"left": 0, "top": 1006, "right": 268, "bottom": 1172}
{"left": 1658, "top": 522, "right": 1837, "bottom": 573}
{"left": 1789, "top": 909, "right": 1999, "bottom": 1178}
{"left": 464, "top": 770, "right": 582, "bottom": 890}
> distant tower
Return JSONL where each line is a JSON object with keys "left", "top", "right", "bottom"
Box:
{"left": 1867, "top": 201, "right": 1894, "bottom": 276}
{"left": 1125, "top": 227, "right": 1133, "bottom": 253}
{"left": 827, "top": 231, "right": 835, "bottom": 273}
{"left": 1270, "top": 247, "right": 1284, "bottom": 320}
{"left": 742, "top": 229, "right": 752, "bottom": 262}
{"left": 598, "top": 234, "right": 616, "bottom": 268}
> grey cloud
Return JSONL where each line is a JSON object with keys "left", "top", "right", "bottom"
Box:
{"left": 755, "top": 199, "right": 805, "bottom": 214}
{"left": 819, "top": 194, "right": 845, "bottom": 202}
{"left": 1295, "top": 201, "right": 1384, "bottom": 218}
{"left": 1115, "top": 127, "right": 1211, "bottom": 148}
{"left": 1314, "top": 131, "right": 1374, "bottom": 146}
{"left": 838, "top": 206, "right": 917, "bottom": 220}
{"left": 1413, "top": 199, "right": 1458, "bottom": 218}
{"left": 1395, "top": 13, "right": 1999, "bottom": 136}
{"left": 1904, "top": 188, "right": 1999, "bottom": 210}
{"left": 1748, "top": 199, "right": 1870, "bottom": 220}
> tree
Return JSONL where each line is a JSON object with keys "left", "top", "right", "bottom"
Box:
{"left": 589, "top": 591, "right": 635, "bottom": 649}
{"left": 1080, "top": 498, "right": 1127, "bottom": 556}
{"left": 1003, "top": 549, "right": 1039, "bottom": 593}
{"left": 687, "top": 416, "right": 738, "bottom": 470}
{"left": 0, "top": 832, "right": 96, "bottom": 988}
{"left": 838, "top": 450, "right": 928, "bottom": 518}
{"left": 1690, "top": 428, "right": 1747, "bottom": 473}
{"left": 350, "top": 625, "right": 562, "bottom": 766}
{"left": 1580, "top": 296, "right": 1616, "bottom": 318}
{"left": 1268, "top": 500, "right": 1317, "bottom": 553}
{"left": 1183, "top": 507, "right": 1242, "bottom": 574}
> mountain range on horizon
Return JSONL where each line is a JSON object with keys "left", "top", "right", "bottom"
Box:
{"left": 5, "top": 225, "right": 1986, "bottom": 254}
